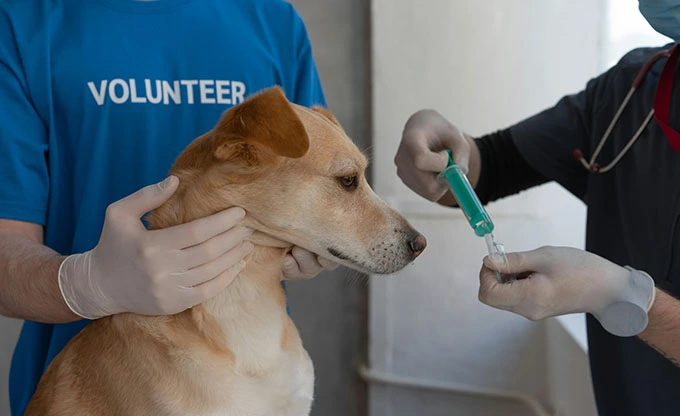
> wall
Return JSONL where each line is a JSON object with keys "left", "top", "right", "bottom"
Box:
{"left": 0, "top": 318, "right": 21, "bottom": 414}
{"left": 545, "top": 319, "right": 597, "bottom": 416}
{"left": 603, "top": 0, "right": 671, "bottom": 69}
{"left": 368, "top": 1, "right": 604, "bottom": 415}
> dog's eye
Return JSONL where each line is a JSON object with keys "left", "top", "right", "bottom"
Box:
{"left": 338, "top": 175, "right": 358, "bottom": 191}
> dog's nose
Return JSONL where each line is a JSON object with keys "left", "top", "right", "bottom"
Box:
{"left": 408, "top": 234, "right": 427, "bottom": 258}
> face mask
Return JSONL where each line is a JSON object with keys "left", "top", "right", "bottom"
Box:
{"left": 639, "top": 0, "right": 680, "bottom": 42}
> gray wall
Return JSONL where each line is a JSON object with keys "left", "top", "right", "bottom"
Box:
{"left": 287, "top": 1, "right": 371, "bottom": 415}
{"left": 0, "top": 1, "right": 370, "bottom": 415}
{"left": 0, "top": 317, "right": 21, "bottom": 414}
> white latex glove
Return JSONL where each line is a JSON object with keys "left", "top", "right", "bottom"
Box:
{"left": 58, "top": 176, "right": 255, "bottom": 319}
{"left": 478, "top": 246, "right": 656, "bottom": 337}
{"left": 394, "top": 109, "right": 471, "bottom": 202}
{"left": 282, "top": 246, "right": 339, "bottom": 281}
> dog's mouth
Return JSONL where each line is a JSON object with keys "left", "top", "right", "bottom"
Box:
{"left": 326, "top": 246, "right": 411, "bottom": 275}
{"left": 326, "top": 246, "right": 371, "bottom": 272}
{"left": 327, "top": 247, "right": 350, "bottom": 261}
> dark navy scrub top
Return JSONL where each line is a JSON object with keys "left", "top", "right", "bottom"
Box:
{"left": 510, "top": 44, "right": 680, "bottom": 415}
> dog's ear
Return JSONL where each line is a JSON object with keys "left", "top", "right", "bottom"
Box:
{"left": 312, "top": 105, "right": 342, "bottom": 128}
{"left": 213, "top": 87, "right": 309, "bottom": 165}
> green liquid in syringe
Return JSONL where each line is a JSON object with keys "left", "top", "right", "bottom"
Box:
{"left": 437, "top": 150, "right": 494, "bottom": 237}
{"left": 438, "top": 150, "right": 509, "bottom": 282}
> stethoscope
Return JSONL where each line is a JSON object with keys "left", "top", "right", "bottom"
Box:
{"left": 573, "top": 43, "right": 680, "bottom": 173}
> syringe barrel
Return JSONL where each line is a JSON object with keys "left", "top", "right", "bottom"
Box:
{"left": 438, "top": 150, "right": 494, "bottom": 236}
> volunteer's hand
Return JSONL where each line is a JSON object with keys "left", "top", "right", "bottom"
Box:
{"left": 282, "top": 246, "right": 339, "bottom": 281}
{"left": 394, "top": 109, "right": 471, "bottom": 202}
{"left": 58, "top": 175, "right": 254, "bottom": 319}
{"left": 478, "top": 246, "right": 656, "bottom": 336}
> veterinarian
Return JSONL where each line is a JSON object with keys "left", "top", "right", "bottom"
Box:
{"left": 394, "top": 1, "right": 680, "bottom": 415}
{"left": 0, "top": 2, "right": 337, "bottom": 415}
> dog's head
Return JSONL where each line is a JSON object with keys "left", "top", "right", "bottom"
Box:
{"left": 152, "top": 86, "right": 426, "bottom": 274}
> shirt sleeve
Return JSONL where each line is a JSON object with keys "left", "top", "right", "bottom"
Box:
{"left": 0, "top": 8, "right": 50, "bottom": 225}
{"left": 288, "top": 5, "right": 326, "bottom": 108}
{"left": 509, "top": 69, "right": 614, "bottom": 202}
{"left": 474, "top": 128, "right": 549, "bottom": 204}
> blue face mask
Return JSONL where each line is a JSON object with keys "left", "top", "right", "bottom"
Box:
{"left": 639, "top": 0, "right": 680, "bottom": 42}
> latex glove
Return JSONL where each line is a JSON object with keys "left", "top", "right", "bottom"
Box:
{"left": 58, "top": 176, "right": 254, "bottom": 319}
{"left": 478, "top": 246, "right": 656, "bottom": 337}
{"left": 282, "top": 246, "right": 339, "bottom": 281}
{"left": 394, "top": 109, "right": 471, "bottom": 202}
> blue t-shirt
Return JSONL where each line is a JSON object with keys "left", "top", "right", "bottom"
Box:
{"left": 0, "top": 1, "right": 325, "bottom": 414}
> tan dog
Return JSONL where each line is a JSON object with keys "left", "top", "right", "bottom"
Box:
{"left": 25, "top": 87, "right": 426, "bottom": 416}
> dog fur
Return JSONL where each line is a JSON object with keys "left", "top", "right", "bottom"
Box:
{"left": 25, "top": 86, "right": 426, "bottom": 416}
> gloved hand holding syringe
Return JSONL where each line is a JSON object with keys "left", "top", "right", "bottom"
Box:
{"left": 437, "top": 149, "right": 656, "bottom": 336}
{"left": 437, "top": 149, "right": 516, "bottom": 283}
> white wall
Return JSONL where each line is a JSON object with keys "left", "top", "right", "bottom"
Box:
{"left": 603, "top": 0, "right": 671, "bottom": 69}
{"left": 368, "top": 1, "right": 605, "bottom": 415}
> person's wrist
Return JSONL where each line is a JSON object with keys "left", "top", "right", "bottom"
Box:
{"left": 58, "top": 253, "right": 92, "bottom": 319}
{"left": 58, "top": 251, "right": 109, "bottom": 320}
{"left": 622, "top": 266, "right": 656, "bottom": 312}
{"left": 599, "top": 264, "right": 655, "bottom": 311}
{"left": 593, "top": 265, "right": 656, "bottom": 337}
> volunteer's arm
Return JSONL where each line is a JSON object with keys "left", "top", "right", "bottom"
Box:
{"left": 0, "top": 9, "right": 78, "bottom": 323}
{"left": 0, "top": 219, "right": 75, "bottom": 323}
{"left": 0, "top": 178, "right": 255, "bottom": 323}
{"left": 639, "top": 288, "right": 680, "bottom": 366}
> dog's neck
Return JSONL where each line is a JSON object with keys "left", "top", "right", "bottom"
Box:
{"left": 197, "top": 231, "right": 296, "bottom": 374}
{"left": 246, "top": 230, "right": 294, "bottom": 249}
{"left": 147, "top": 191, "right": 300, "bottom": 373}
{"left": 202, "top": 231, "right": 292, "bottom": 317}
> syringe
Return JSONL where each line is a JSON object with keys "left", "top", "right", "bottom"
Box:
{"left": 437, "top": 150, "right": 512, "bottom": 283}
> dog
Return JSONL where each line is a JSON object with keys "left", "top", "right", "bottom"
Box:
{"left": 25, "top": 86, "right": 427, "bottom": 416}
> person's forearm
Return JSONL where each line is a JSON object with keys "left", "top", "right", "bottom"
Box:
{"left": 639, "top": 288, "right": 680, "bottom": 367}
{"left": 0, "top": 231, "right": 79, "bottom": 323}
{"left": 464, "top": 133, "right": 482, "bottom": 187}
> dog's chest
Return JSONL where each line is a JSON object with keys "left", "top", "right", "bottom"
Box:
{"left": 169, "top": 269, "right": 315, "bottom": 415}
{"left": 177, "top": 348, "right": 314, "bottom": 416}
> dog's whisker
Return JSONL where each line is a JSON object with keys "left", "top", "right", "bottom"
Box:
{"left": 359, "top": 145, "right": 376, "bottom": 162}
{"left": 342, "top": 269, "right": 370, "bottom": 288}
